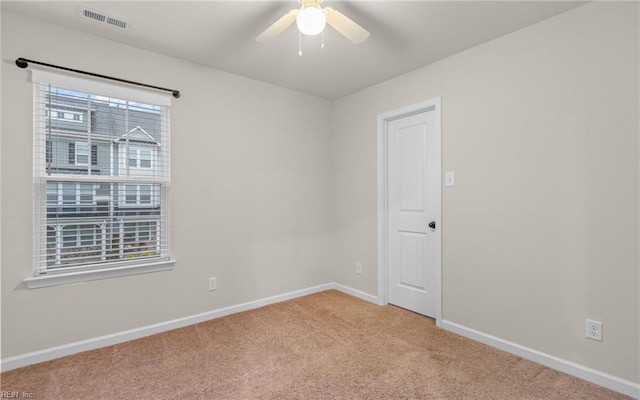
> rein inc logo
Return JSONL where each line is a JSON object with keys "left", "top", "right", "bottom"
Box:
{"left": 1, "top": 392, "right": 34, "bottom": 399}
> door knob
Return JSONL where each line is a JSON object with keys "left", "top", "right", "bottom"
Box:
{"left": 429, "top": 221, "right": 436, "bottom": 229}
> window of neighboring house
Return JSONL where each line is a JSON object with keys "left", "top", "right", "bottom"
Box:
{"left": 123, "top": 184, "right": 155, "bottom": 206}
{"left": 74, "top": 142, "right": 88, "bottom": 165}
{"left": 61, "top": 224, "right": 99, "bottom": 248}
{"left": 139, "top": 185, "right": 151, "bottom": 204}
{"left": 91, "top": 145, "right": 97, "bottom": 166}
{"left": 30, "top": 69, "right": 173, "bottom": 287}
{"left": 124, "top": 221, "right": 154, "bottom": 244}
{"left": 48, "top": 182, "right": 96, "bottom": 206}
{"left": 46, "top": 140, "right": 52, "bottom": 164}
{"left": 128, "top": 148, "right": 153, "bottom": 169}
{"left": 125, "top": 184, "right": 137, "bottom": 204}
{"left": 46, "top": 108, "right": 84, "bottom": 123}
{"left": 69, "top": 142, "right": 98, "bottom": 167}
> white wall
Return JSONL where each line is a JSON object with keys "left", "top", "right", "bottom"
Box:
{"left": 331, "top": 2, "right": 639, "bottom": 383}
{"left": 1, "top": 11, "right": 333, "bottom": 357}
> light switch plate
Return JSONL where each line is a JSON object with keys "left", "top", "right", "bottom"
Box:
{"left": 445, "top": 171, "right": 455, "bottom": 187}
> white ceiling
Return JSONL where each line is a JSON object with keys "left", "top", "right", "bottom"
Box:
{"left": 2, "top": 1, "right": 585, "bottom": 100}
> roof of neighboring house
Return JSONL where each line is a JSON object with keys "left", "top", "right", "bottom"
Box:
{"left": 114, "top": 126, "right": 160, "bottom": 145}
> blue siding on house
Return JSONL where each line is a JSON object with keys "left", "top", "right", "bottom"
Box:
{"left": 46, "top": 137, "right": 111, "bottom": 175}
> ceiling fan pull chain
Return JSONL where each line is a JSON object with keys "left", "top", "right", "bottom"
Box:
{"left": 321, "top": 30, "right": 325, "bottom": 49}
{"left": 299, "top": 31, "right": 303, "bottom": 56}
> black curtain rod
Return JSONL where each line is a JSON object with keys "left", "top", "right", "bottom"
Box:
{"left": 15, "top": 57, "right": 180, "bottom": 99}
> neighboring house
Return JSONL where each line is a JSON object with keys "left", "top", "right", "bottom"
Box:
{"left": 44, "top": 91, "right": 162, "bottom": 268}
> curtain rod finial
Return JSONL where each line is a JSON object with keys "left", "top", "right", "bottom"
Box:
{"left": 172, "top": 90, "right": 180, "bottom": 99}
{"left": 16, "top": 58, "right": 28, "bottom": 69}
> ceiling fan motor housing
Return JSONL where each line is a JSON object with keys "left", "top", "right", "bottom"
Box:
{"left": 297, "top": 4, "right": 326, "bottom": 36}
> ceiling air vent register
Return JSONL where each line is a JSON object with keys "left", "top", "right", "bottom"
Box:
{"left": 78, "top": 8, "right": 131, "bottom": 30}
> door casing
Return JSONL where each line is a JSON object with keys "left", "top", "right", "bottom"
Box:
{"left": 377, "top": 97, "right": 442, "bottom": 327}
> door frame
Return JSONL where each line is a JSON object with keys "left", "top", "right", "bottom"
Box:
{"left": 377, "top": 97, "right": 442, "bottom": 327}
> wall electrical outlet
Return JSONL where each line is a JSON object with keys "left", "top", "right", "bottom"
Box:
{"left": 208, "top": 277, "right": 217, "bottom": 292}
{"left": 355, "top": 262, "right": 362, "bottom": 275}
{"left": 585, "top": 319, "right": 603, "bottom": 341}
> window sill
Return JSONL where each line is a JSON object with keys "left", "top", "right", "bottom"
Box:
{"left": 24, "top": 259, "right": 176, "bottom": 289}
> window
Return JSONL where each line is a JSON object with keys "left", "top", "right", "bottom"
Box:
{"left": 69, "top": 142, "right": 98, "bottom": 167}
{"left": 61, "top": 224, "right": 99, "bottom": 248}
{"left": 123, "top": 220, "right": 157, "bottom": 252}
{"left": 125, "top": 184, "right": 137, "bottom": 204}
{"left": 128, "top": 148, "right": 137, "bottom": 167}
{"left": 122, "top": 184, "right": 156, "bottom": 206}
{"left": 46, "top": 140, "right": 52, "bottom": 164}
{"left": 74, "top": 142, "right": 88, "bottom": 165}
{"left": 127, "top": 147, "right": 153, "bottom": 169}
{"left": 46, "top": 108, "right": 84, "bottom": 123}
{"left": 91, "top": 145, "right": 98, "bottom": 166}
{"left": 31, "top": 69, "right": 173, "bottom": 287}
{"left": 47, "top": 182, "right": 95, "bottom": 206}
{"left": 140, "top": 150, "right": 152, "bottom": 168}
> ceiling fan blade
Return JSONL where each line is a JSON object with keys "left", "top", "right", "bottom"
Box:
{"left": 324, "top": 7, "right": 369, "bottom": 44}
{"left": 256, "top": 9, "right": 299, "bottom": 43}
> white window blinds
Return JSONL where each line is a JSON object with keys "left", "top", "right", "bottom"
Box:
{"left": 32, "top": 70, "right": 171, "bottom": 276}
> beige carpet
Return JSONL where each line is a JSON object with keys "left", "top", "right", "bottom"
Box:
{"left": 0, "top": 290, "right": 631, "bottom": 399}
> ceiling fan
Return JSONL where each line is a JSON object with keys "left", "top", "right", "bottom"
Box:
{"left": 256, "top": 0, "right": 369, "bottom": 45}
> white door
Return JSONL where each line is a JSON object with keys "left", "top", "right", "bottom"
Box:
{"left": 387, "top": 109, "right": 439, "bottom": 318}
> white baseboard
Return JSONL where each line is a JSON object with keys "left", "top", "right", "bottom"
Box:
{"left": 442, "top": 320, "right": 640, "bottom": 399}
{"left": 1, "top": 282, "right": 338, "bottom": 372}
{"left": 333, "top": 283, "right": 379, "bottom": 304}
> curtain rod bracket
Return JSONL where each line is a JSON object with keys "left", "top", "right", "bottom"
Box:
{"left": 15, "top": 57, "right": 180, "bottom": 99}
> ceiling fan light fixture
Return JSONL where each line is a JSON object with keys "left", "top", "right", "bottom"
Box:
{"left": 296, "top": 6, "right": 326, "bottom": 36}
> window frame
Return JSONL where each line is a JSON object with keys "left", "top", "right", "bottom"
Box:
{"left": 48, "top": 182, "right": 97, "bottom": 206}
{"left": 125, "top": 146, "right": 155, "bottom": 171}
{"left": 62, "top": 224, "right": 100, "bottom": 248}
{"left": 121, "top": 183, "right": 156, "bottom": 207}
{"left": 74, "top": 141, "right": 89, "bottom": 166}
{"left": 46, "top": 108, "right": 84, "bottom": 123}
{"left": 27, "top": 69, "right": 175, "bottom": 289}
